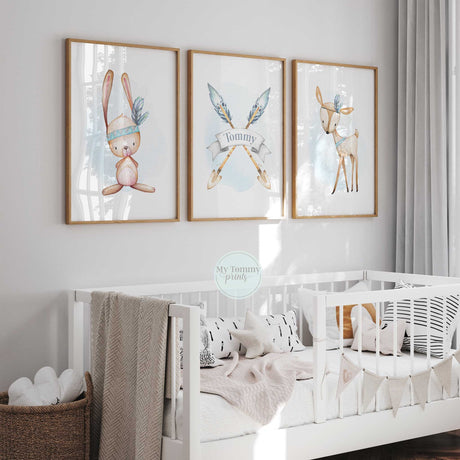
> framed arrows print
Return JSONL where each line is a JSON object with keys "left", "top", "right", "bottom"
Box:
{"left": 188, "top": 50, "right": 286, "bottom": 221}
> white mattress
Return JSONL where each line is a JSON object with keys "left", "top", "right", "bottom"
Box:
{"left": 163, "top": 348, "right": 460, "bottom": 442}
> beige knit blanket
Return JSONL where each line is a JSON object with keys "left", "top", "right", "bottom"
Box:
{"left": 200, "top": 352, "right": 313, "bottom": 425}
{"left": 91, "top": 292, "right": 172, "bottom": 460}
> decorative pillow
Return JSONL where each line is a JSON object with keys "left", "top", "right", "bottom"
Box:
{"left": 231, "top": 311, "right": 282, "bottom": 359}
{"left": 263, "top": 311, "right": 305, "bottom": 352}
{"left": 351, "top": 308, "right": 406, "bottom": 355}
{"left": 179, "top": 316, "right": 223, "bottom": 368}
{"left": 383, "top": 281, "right": 460, "bottom": 358}
{"left": 206, "top": 311, "right": 304, "bottom": 358}
{"left": 299, "top": 280, "right": 377, "bottom": 349}
{"left": 178, "top": 302, "right": 222, "bottom": 368}
{"left": 205, "top": 317, "right": 245, "bottom": 359}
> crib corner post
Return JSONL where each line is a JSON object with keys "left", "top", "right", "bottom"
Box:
{"left": 68, "top": 290, "right": 85, "bottom": 377}
{"left": 180, "top": 304, "right": 201, "bottom": 460}
{"left": 313, "top": 294, "right": 327, "bottom": 423}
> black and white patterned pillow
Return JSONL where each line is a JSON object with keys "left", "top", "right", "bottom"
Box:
{"left": 179, "top": 317, "right": 222, "bottom": 368}
{"left": 178, "top": 302, "right": 222, "bottom": 368}
{"left": 263, "top": 311, "right": 305, "bottom": 352}
{"left": 205, "top": 317, "right": 246, "bottom": 359}
{"left": 205, "top": 311, "right": 305, "bottom": 359}
{"left": 383, "top": 281, "right": 460, "bottom": 358}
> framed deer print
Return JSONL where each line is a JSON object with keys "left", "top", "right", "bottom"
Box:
{"left": 292, "top": 60, "right": 378, "bottom": 218}
{"left": 188, "top": 50, "right": 286, "bottom": 221}
{"left": 66, "top": 39, "right": 179, "bottom": 224}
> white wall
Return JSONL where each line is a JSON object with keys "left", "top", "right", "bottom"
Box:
{"left": 0, "top": 0, "right": 398, "bottom": 388}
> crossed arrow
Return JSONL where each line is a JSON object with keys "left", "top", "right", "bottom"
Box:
{"left": 207, "top": 84, "right": 271, "bottom": 190}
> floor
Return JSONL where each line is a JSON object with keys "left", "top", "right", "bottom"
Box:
{"left": 326, "top": 431, "right": 460, "bottom": 459}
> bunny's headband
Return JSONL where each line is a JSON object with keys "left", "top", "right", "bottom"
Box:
{"left": 107, "top": 125, "right": 140, "bottom": 142}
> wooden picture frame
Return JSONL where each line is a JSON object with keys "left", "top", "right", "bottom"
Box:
{"left": 292, "top": 59, "right": 378, "bottom": 219}
{"left": 66, "top": 39, "right": 180, "bottom": 224}
{"left": 188, "top": 50, "right": 286, "bottom": 221}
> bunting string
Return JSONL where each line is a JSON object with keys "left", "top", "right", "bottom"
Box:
{"left": 336, "top": 350, "right": 459, "bottom": 417}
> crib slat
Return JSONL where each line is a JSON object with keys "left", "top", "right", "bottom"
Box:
{"left": 442, "top": 297, "right": 447, "bottom": 400}
{"left": 313, "top": 295, "right": 327, "bottom": 423}
{"left": 456, "top": 295, "right": 460, "bottom": 350}
{"left": 296, "top": 289, "right": 304, "bottom": 342}
{"left": 393, "top": 300, "right": 398, "bottom": 375}
{"left": 283, "top": 286, "right": 287, "bottom": 314}
{"left": 339, "top": 304, "right": 344, "bottom": 419}
{"left": 268, "top": 288, "right": 272, "bottom": 315}
{"left": 410, "top": 298, "right": 414, "bottom": 405}
{"left": 375, "top": 302, "right": 381, "bottom": 412}
{"left": 357, "top": 303, "right": 363, "bottom": 415}
{"left": 427, "top": 297, "right": 432, "bottom": 403}
{"left": 216, "top": 291, "right": 220, "bottom": 317}
{"left": 169, "top": 316, "right": 177, "bottom": 440}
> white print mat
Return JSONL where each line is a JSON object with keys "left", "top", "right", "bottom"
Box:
{"left": 163, "top": 348, "right": 460, "bottom": 442}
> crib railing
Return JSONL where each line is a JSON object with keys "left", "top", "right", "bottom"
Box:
{"left": 70, "top": 270, "right": 460, "bottom": 458}
{"left": 310, "top": 275, "right": 460, "bottom": 423}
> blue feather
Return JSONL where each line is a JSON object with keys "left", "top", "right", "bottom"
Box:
{"left": 334, "top": 94, "right": 342, "bottom": 113}
{"left": 247, "top": 88, "right": 270, "bottom": 125}
{"left": 208, "top": 83, "right": 232, "bottom": 123}
{"left": 131, "top": 96, "right": 148, "bottom": 126}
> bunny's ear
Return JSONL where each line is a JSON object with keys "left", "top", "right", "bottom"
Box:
{"left": 121, "top": 73, "right": 134, "bottom": 110}
{"left": 102, "top": 70, "right": 114, "bottom": 130}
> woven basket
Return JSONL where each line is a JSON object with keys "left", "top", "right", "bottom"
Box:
{"left": 0, "top": 372, "right": 92, "bottom": 460}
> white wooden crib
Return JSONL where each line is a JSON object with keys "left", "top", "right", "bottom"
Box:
{"left": 69, "top": 270, "right": 460, "bottom": 460}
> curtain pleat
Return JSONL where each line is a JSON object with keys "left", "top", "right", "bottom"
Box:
{"left": 396, "top": 0, "right": 448, "bottom": 276}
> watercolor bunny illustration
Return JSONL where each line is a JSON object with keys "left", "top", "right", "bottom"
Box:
{"left": 101, "top": 70, "right": 155, "bottom": 196}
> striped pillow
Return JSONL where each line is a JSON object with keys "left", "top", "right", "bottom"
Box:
{"left": 383, "top": 281, "right": 460, "bottom": 358}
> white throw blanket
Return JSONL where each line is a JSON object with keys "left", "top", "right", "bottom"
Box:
{"left": 200, "top": 352, "right": 313, "bottom": 425}
{"left": 91, "top": 292, "right": 172, "bottom": 460}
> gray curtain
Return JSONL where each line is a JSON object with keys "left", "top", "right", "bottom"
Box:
{"left": 396, "top": 0, "right": 449, "bottom": 275}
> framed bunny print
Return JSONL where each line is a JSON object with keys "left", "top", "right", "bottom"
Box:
{"left": 292, "top": 60, "right": 378, "bottom": 219}
{"left": 188, "top": 50, "right": 286, "bottom": 221}
{"left": 66, "top": 39, "right": 179, "bottom": 224}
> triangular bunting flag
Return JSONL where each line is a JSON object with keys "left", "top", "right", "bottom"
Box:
{"left": 433, "top": 356, "right": 453, "bottom": 396}
{"left": 362, "top": 370, "right": 385, "bottom": 411}
{"left": 411, "top": 369, "right": 431, "bottom": 409}
{"left": 453, "top": 349, "right": 460, "bottom": 364}
{"left": 388, "top": 376, "right": 409, "bottom": 416}
{"left": 336, "top": 354, "right": 361, "bottom": 398}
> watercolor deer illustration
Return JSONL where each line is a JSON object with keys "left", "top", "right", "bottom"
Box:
{"left": 316, "top": 86, "right": 359, "bottom": 194}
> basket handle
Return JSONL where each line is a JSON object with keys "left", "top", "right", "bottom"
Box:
{"left": 84, "top": 372, "right": 93, "bottom": 404}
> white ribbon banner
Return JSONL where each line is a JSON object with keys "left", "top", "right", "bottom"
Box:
{"left": 207, "top": 128, "right": 271, "bottom": 161}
